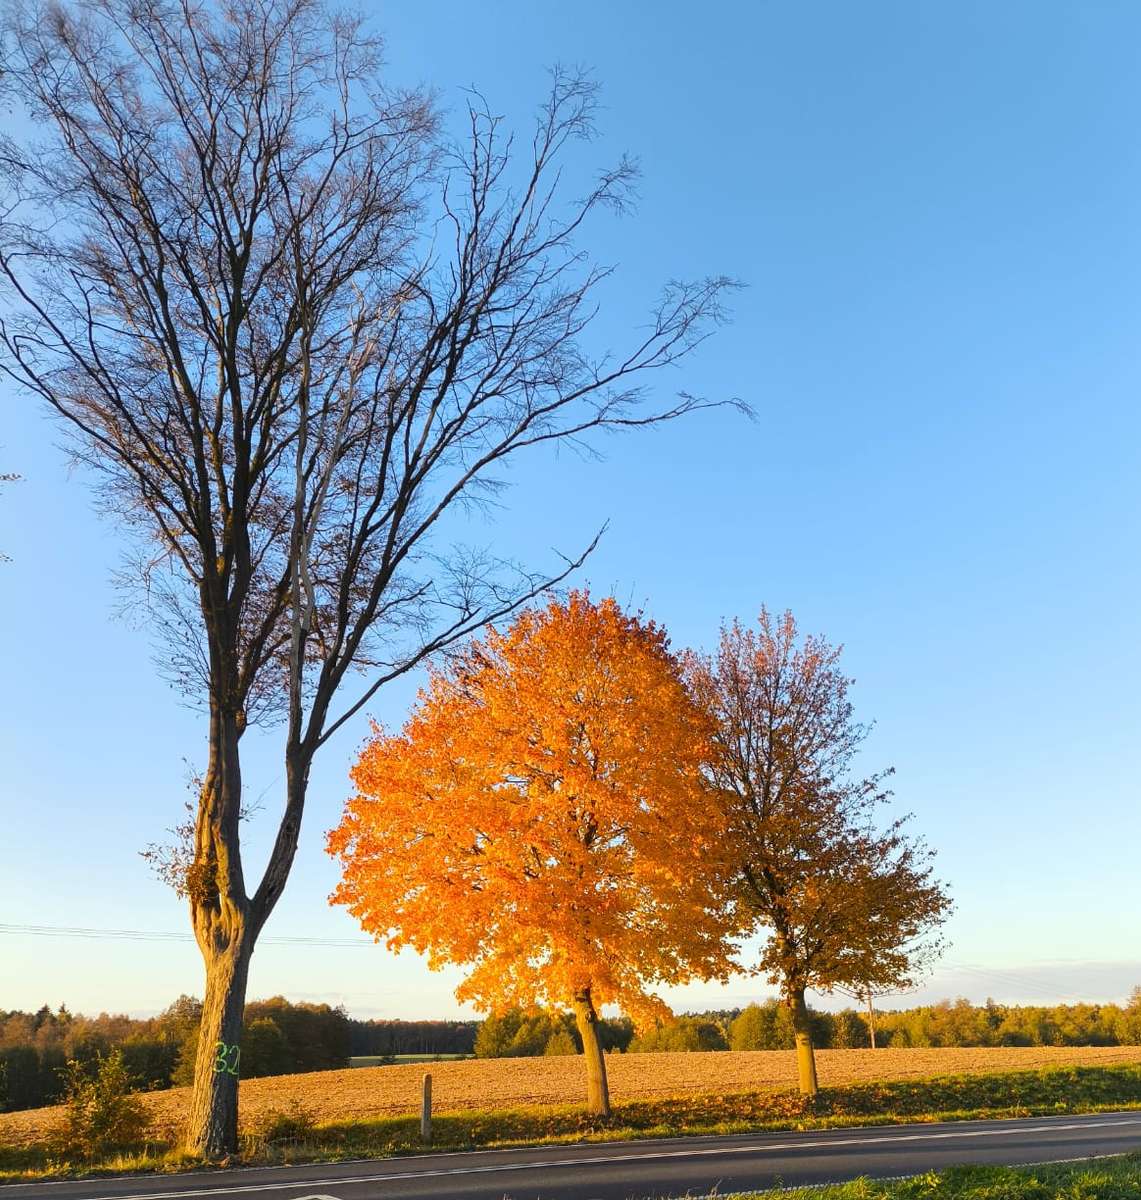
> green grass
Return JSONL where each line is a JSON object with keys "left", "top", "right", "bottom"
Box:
{"left": 3, "top": 1064, "right": 1141, "bottom": 1183}
{"left": 740, "top": 1153, "right": 1141, "bottom": 1197}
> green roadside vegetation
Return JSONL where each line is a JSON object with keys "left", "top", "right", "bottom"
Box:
{"left": 744, "top": 1154, "right": 1141, "bottom": 1198}
{"left": 3, "top": 1064, "right": 1141, "bottom": 1183}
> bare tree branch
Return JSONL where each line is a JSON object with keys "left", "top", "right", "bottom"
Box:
{"left": 0, "top": 0, "right": 739, "bottom": 1156}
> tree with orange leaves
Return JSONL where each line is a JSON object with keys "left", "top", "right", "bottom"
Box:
{"left": 327, "top": 593, "right": 731, "bottom": 1115}
{"left": 688, "top": 609, "right": 951, "bottom": 1097}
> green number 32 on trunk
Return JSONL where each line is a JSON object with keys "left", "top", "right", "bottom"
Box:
{"left": 212, "top": 1041, "right": 240, "bottom": 1076}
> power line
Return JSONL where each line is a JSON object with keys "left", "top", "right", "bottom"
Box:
{"left": 937, "top": 962, "right": 1099, "bottom": 1005}
{"left": 1, "top": 926, "right": 1133, "bottom": 1005}
{"left": 0, "top": 923, "right": 374, "bottom": 948}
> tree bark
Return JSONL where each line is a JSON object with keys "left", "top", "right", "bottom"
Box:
{"left": 788, "top": 987, "right": 819, "bottom": 1097}
{"left": 185, "top": 933, "right": 253, "bottom": 1156}
{"left": 185, "top": 704, "right": 253, "bottom": 1157}
{"left": 572, "top": 988, "right": 611, "bottom": 1117}
{"left": 866, "top": 991, "right": 877, "bottom": 1050}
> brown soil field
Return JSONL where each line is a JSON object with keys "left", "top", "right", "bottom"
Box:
{"left": 3, "top": 1045, "right": 1141, "bottom": 1148}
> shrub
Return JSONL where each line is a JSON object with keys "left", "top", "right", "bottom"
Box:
{"left": 49, "top": 1051, "right": 148, "bottom": 1160}
{"left": 245, "top": 1100, "right": 316, "bottom": 1146}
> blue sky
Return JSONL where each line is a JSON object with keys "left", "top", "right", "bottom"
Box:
{"left": 2, "top": 0, "right": 1139, "bottom": 1019}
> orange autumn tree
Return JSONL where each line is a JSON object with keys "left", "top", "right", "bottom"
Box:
{"left": 327, "top": 593, "right": 731, "bottom": 1115}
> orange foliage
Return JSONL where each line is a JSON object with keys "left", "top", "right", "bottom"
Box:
{"left": 327, "top": 594, "right": 732, "bottom": 1026}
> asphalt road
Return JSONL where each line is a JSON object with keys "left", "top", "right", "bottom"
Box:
{"left": 3, "top": 1111, "right": 1139, "bottom": 1200}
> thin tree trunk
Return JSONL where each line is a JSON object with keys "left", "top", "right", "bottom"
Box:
{"left": 866, "top": 991, "right": 877, "bottom": 1050}
{"left": 788, "top": 987, "right": 819, "bottom": 1097}
{"left": 571, "top": 987, "right": 611, "bottom": 1117}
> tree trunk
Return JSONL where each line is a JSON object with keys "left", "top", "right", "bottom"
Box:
{"left": 185, "top": 933, "right": 253, "bottom": 1156}
{"left": 788, "top": 987, "right": 819, "bottom": 1097}
{"left": 183, "top": 707, "right": 312, "bottom": 1157}
{"left": 572, "top": 987, "right": 611, "bottom": 1117}
{"left": 185, "top": 704, "right": 253, "bottom": 1158}
{"left": 866, "top": 991, "right": 877, "bottom": 1050}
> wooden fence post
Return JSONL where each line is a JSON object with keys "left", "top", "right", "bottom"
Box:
{"left": 420, "top": 1072, "right": 432, "bottom": 1144}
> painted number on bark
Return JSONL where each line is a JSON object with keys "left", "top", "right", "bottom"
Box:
{"left": 213, "top": 1041, "right": 240, "bottom": 1076}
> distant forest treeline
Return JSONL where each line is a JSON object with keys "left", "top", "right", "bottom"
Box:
{"left": 3, "top": 992, "right": 1140, "bottom": 1113}
{"left": 0, "top": 996, "right": 354, "bottom": 1112}
{"left": 351, "top": 1018, "right": 478, "bottom": 1057}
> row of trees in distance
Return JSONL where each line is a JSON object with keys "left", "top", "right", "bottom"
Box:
{"left": 329, "top": 595, "right": 953, "bottom": 1114}
{"left": 478, "top": 994, "right": 1141, "bottom": 1057}
{"left": 0, "top": 997, "right": 350, "bottom": 1113}
{"left": 9, "top": 991, "right": 1141, "bottom": 1114}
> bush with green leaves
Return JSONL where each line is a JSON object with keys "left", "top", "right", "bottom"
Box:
{"left": 49, "top": 1051, "right": 148, "bottom": 1160}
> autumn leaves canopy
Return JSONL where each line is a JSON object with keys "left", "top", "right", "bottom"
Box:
{"left": 328, "top": 595, "right": 951, "bottom": 1113}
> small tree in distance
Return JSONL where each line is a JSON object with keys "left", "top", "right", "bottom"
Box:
{"left": 689, "top": 609, "right": 952, "bottom": 1097}
{"left": 50, "top": 1051, "right": 148, "bottom": 1161}
{"left": 328, "top": 594, "right": 735, "bottom": 1115}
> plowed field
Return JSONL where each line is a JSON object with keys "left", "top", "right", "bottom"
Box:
{"left": 3, "top": 1045, "right": 1140, "bottom": 1148}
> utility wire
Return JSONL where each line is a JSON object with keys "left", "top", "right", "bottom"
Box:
{"left": 0, "top": 923, "right": 1132, "bottom": 1005}
{"left": 0, "top": 923, "right": 373, "bottom": 947}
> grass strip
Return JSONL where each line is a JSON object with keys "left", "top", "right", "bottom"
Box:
{"left": 738, "top": 1152, "right": 1141, "bottom": 1197}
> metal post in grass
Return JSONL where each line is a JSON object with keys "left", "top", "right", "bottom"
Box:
{"left": 420, "top": 1072, "right": 432, "bottom": 1144}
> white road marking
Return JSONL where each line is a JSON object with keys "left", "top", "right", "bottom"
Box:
{"left": 46, "top": 1114, "right": 1141, "bottom": 1200}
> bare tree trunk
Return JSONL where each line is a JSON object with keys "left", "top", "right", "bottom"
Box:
{"left": 185, "top": 933, "right": 253, "bottom": 1156}
{"left": 572, "top": 988, "right": 611, "bottom": 1117}
{"left": 185, "top": 705, "right": 252, "bottom": 1157}
{"left": 866, "top": 991, "right": 877, "bottom": 1050}
{"left": 789, "top": 987, "right": 819, "bottom": 1097}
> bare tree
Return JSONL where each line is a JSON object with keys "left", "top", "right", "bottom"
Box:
{"left": 0, "top": 0, "right": 736, "bottom": 1156}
